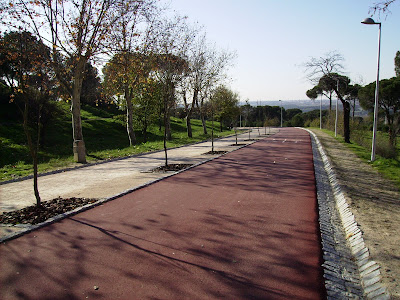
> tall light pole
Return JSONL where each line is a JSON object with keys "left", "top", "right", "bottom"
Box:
{"left": 362, "top": 17, "right": 381, "bottom": 162}
{"left": 279, "top": 100, "right": 283, "bottom": 127}
{"left": 335, "top": 79, "right": 339, "bottom": 137}
{"left": 320, "top": 94, "right": 322, "bottom": 129}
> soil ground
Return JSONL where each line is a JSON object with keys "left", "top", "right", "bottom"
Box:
{"left": 311, "top": 129, "right": 400, "bottom": 299}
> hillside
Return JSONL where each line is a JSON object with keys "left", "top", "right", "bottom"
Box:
{"left": 0, "top": 102, "right": 231, "bottom": 181}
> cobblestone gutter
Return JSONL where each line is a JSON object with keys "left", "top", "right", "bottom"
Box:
{"left": 308, "top": 129, "right": 390, "bottom": 300}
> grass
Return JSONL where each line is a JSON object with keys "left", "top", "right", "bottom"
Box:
{"left": 0, "top": 102, "right": 234, "bottom": 182}
{"left": 315, "top": 127, "right": 400, "bottom": 189}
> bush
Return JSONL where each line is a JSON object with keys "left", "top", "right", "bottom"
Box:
{"left": 376, "top": 135, "right": 398, "bottom": 159}
{"left": 264, "top": 117, "right": 279, "bottom": 127}
{"left": 112, "top": 114, "right": 126, "bottom": 124}
{"left": 307, "top": 118, "right": 320, "bottom": 128}
{"left": 291, "top": 114, "right": 304, "bottom": 127}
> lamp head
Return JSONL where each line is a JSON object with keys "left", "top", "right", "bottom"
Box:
{"left": 361, "top": 17, "right": 380, "bottom": 25}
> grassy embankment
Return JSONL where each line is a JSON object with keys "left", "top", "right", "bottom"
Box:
{"left": 316, "top": 128, "right": 400, "bottom": 189}
{"left": 0, "top": 102, "right": 234, "bottom": 182}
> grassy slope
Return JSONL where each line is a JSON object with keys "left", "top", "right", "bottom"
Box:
{"left": 0, "top": 102, "right": 233, "bottom": 181}
{"left": 316, "top": 128, "right": 400, "bottom": 189}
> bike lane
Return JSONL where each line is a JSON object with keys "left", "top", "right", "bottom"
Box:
{"left": 0, "top": 127, "right": 325, "bottom": 299}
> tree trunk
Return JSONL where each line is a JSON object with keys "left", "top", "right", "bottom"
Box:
{"left": 159, "top": 101, "right": 163, "bottom": 132}
{"left": 198, "top": 97, "right": 207, "bottom": 135}
{"left": 166, "top": 112, "right": 172, "bottom": 140}
{"left": 71, "top": 57, "right": 87, "bottom": 163}
{"left": 165, "top": 99, "right": 172, "bottom": 141}
{"left": 143, "top": 113, "right": 148, "bottom": 143}
{"left": 163, "top": 98, "right": 168, "bottom": 167}
{"left": 143, "top": 124, "right": 147, "bottom": 143}
{"left": 201, "top": 115, "right": 207, "bottom": 135}
{"left": 342, "top": 100, "right": 351, "bottom": 143}
{"left": 211, "top": 108, "right": 214, "bottom": 152}
{"left": 387, "top": 113, "right": 397, "bottom": 148}
{"left": 125, "top": 87, "right": 136, "bottom": 146}
{"left": 186, "top": 116, "right": 192, "bottom": 138}
{"left": 235, "top": 129, "right": 238, "bottom": 145}
{"left": 186, "top": 89, "right": 198, "bottom": 138}
{"left": 186, "top": 95, "right": 194, "bottom": 138}
{"left": 22, "top": 99, "right": 41, "bottom": 207}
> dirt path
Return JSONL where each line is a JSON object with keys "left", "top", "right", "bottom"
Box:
{"left": 0, "top": 128, "right": 325, "bottom": 299}
{"left": 311, "top": 129, "right": 400, "bottom": 299}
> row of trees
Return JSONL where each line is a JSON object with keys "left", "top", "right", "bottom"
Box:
{"left": 304, "top": 50, "right": 400, "bottom": 151}
{"left": 302, "top": 0, "right": 400, "bottom": 151}
{"left": 0, "top": 0, "right": 240, "bottom": 206}
{"left": 0, "top": 0, "right": 237, "bottom": 165}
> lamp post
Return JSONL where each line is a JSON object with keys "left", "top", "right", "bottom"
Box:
{"left": 335, "top": 79, "right": 339, "bottom": 137}
{"left": 279, "top": 100, "right": 283, "bottom": 127}
{"left": 362, "top": 17, "right": 381, "bottom": 162}
{"left": 320, "top": 94, "right": 322, "bottom": 129}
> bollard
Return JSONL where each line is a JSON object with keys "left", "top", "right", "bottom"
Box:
{"left": 73, "top": 140, "right": 86, "bottom": 163}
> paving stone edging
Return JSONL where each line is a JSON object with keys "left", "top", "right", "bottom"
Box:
{"left": 0, "top": 140, "right": 256, "bottom": 244}
{"left": 306, "top": 129, "right": 390, "bottom": 299}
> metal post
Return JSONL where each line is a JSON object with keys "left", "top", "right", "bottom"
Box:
{"left": 371, "top": 23, "right": 381, "bottom": 162}
{"left": 320, "top": 94, "right": 322, "bottom": 129}
{"left": 335, "top": 80, "right": 339, "bottom": 137}
{"left": 361, "top": 18, "right": 382, "bottom": 162}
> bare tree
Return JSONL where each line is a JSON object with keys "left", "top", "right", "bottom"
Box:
{"left": 3, "top": 0, "right": 146, "bottom": 163}
{"left": 187, "top": 39, "right": 235, "bottom": 136}
{"left": 180, "top": 33, "right": 209, "bottom": 138}
{"left": 151, "top": 15, "right": 194, "bottom": 166}
{"left": 104, "top": 0, "right": 158, "bottom": 146}
{"left": 369, "top": 0, "right": 398, "bottom": 16}
{"left": 303, "top": 51, "right": 345, "bottom": 111}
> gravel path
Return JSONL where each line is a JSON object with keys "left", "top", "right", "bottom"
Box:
{"left": 311, "top": 129, "right": 399, "bottom": 299}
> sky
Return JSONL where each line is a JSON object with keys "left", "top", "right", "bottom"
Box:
{"left": 166, "top": 0, "right": 400, "bottom": 102}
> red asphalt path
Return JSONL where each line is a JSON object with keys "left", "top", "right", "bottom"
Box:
{"left": 0, "top": 128, "right": 325, "bottom": 299}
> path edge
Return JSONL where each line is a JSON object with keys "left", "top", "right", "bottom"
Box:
{"left": 305, "top": 128, "right": 390, "bottom": 299}
{"left": 0, "top": 140, "right": 258, "bottom": 244}
{"left": 0, "top": 131, "right": 254, "bottom": 186}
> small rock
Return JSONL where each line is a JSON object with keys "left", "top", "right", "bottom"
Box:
{"left": 94, "top": 286, "right": 99, "bottom": 290}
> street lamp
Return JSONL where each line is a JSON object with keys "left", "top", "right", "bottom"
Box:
{"left": 279, "top": 100, "right": 283, "bottom": 127}
{"left": 335, "top": 79, "right": 339, "bottom": 137}
{"left": 361, "top": 17, "right": 381, "bottom": 162}
{"left": 320, "top": 94, "right": 322, "bottom": 129}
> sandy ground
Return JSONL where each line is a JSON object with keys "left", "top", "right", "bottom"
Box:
{"left": 312, "top": 129, "right": 400, "bottom": 299}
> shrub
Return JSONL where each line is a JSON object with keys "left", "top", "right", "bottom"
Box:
{"left": 376, "top": 135, "right": 398, "bottom": 159}
{"left": 291, "top": 114, "right": 304, "bottom": 127}
{"left": 308, "top": 118, "right": 320, "bottom": 128}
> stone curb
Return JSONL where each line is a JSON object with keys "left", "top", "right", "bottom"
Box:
{"left": 306, "top": 129, "right": 390, "bottom": 300}
{"left": 0, "top": 140, "right": 257, "bottom": 244}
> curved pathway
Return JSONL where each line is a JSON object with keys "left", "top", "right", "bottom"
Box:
{"left": 0, "top": 128, "right": 326, "bottom": 299}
